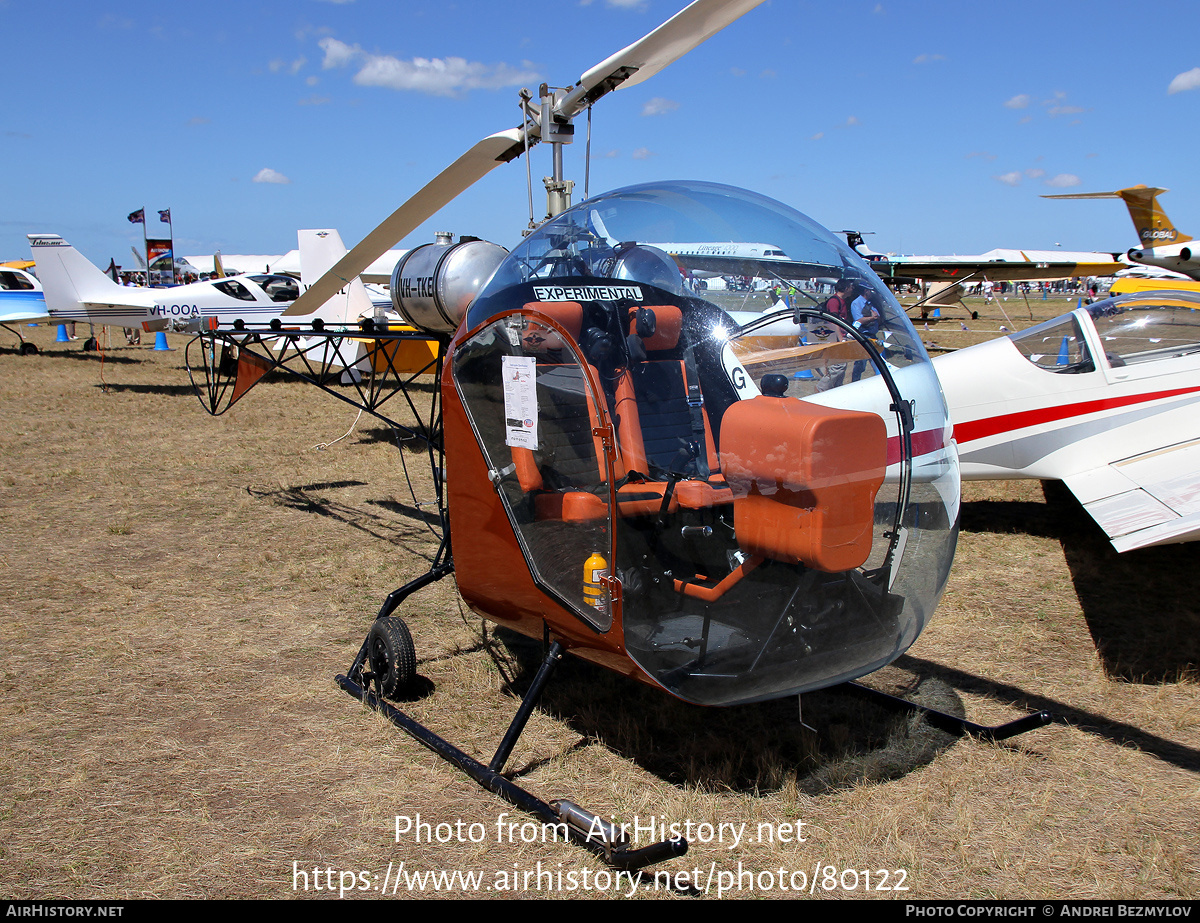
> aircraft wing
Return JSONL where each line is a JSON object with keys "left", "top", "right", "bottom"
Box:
{"left": 870, "top": 258, "right": 1121, "bottom": 284}
{"left": 674, "top": 253, "right": 833, "bottom": 280}
{"left": 1062, "top": 439, "right": 1200, "bottom": 552}
{"left": 733, "top": 338, "right": 862, "bottom": 371}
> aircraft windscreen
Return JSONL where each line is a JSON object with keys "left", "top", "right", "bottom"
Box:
{"left": 247, "top": 274, "right": 299, "bottom": 303}
{"left": 0, "top": 270, "right": 35, "bottom": 291}
{"left": 1088, "top": 292, "right": 1200, "bottom": 366}
{"left": 1010, "top": 314, "right": 1094, "bottom": 374}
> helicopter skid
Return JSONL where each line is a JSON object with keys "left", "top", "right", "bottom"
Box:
{"left": 847, "top": 680, "right": 1053, "bottom": 741}
{"left": 335, "top": 671, "right": 688, "bottom": 871}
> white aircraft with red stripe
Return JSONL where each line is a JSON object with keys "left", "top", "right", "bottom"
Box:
{"left": 933, "top": 288, "right": 1200, "bottom": 552}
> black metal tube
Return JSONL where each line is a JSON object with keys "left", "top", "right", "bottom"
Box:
{"left": 489, "top": 640, "right": 563, "bottom": 773}
{"left": 335, "top": 673, "right": 686, "bottom": 871}
{"left": 375, "top": 552, "right": 453, "bottom": 621}
{"left": 848, "top": 681, "right": 1053, "bottom": 740}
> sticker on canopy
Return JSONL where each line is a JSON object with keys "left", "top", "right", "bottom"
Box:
{"left": 721, "top": 342, "right": 760, "bottom": 399}
{"left": 502, "top": 355, "right": 538, "bottom": 449}
{"left": 532, "top": 284, "right": 643, "bottom": 303}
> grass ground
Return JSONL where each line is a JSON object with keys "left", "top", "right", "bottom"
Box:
{"left": 0, "top": 300, "right": 1195, "bottom": 900}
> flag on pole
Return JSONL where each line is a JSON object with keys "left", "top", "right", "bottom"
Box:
{"left": 158, "top": 209, "right": 171, "bottom": 223}
{"left": 127, "top": 208, "right": 145, "bottom": 224}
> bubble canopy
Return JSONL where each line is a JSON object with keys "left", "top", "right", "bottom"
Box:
{"left": 476, "top": 181, "right": 874, "bottom": 321}
{"left": 451, "top": 181, "right": 958, "bottom": 705}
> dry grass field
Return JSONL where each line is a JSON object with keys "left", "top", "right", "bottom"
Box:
{"left": 0, "top": 297, "right": 1196, "bottom": 900}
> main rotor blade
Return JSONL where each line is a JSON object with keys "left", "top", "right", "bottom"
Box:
{"left": 284, "top": 0, "right": 766, "bottom": 319}
{"left": 283, "top": 128, "right": 524, "bottom": 317}
{"left": 558, "top": 0, "right": 767, "bottom": 118}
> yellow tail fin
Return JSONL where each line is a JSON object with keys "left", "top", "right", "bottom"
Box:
{"left": 1044, "top": 185, "right": 1192, "bottom": 245}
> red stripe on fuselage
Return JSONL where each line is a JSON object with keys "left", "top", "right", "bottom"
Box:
{"left": 886, "top": 426, "right": 948, "bottom": 466}
{"left": 954, "top": 385, "right": 1200, "bottom": 445}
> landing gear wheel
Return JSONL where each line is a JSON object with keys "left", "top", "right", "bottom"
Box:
{"left": 367, "top": 616, "right": 416, "bottom": 698}
{"left": 19, "top": 342, "right": 38, "bottom": 355}
{"left": 83, "top": 338, "right": 98, "bottom": 352}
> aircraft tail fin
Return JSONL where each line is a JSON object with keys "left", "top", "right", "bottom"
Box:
{"left": 28, "top": 234, "right": 139, "bottom": 314}
{"left": 1043, "top": 185, "right": 1192, "bottom": 246}
{"left": 296, "top": 229, "right": 376, "bottom": 323}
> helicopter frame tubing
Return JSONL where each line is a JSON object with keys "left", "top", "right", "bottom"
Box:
{"left": 186, "top": 320, "right": 449, "bottom": 531}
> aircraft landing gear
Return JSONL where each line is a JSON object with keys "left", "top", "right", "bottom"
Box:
{"left": 338, "top": 539, "right": 687, "bottom": 871}
{"left": 366, "top": 616, "right": 416, "bottom": 698}
{"left": 83, "top": 337, "right": 98, "bottom": 352}
{"left": 2, "top": 323, "right": 39, "bottom": 355}
{"left": 848, "top": 681, "right": 1053, "bottom": 740}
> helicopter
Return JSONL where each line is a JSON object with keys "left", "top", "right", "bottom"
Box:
{"left": 187, "top": 0, "right": 1048, "bottom": 870}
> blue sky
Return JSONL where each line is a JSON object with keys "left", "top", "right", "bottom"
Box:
{"left": 4, "top": 0, "right": 1200, "bottom": 269}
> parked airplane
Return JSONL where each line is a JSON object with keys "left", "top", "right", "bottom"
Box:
{"left": 29, "top": 230, "right": 384, "bottom": 339}
{"left": 1044, "top": 185, "right": 1200, "bottom": 281}
{"left": 841, "top": 230, "right": 1121, "bottom": 312}
{"left": 0, "top": 263, "right": 47, "bottom": 354}
{"left": 933, "top": 288, "right": 1200, "bottom": 552}
{"left": 839, "top": 230, "right": 1122, "bottom": 318}
{"left": 181, "top": 248, "right": 409, "bottom": 285}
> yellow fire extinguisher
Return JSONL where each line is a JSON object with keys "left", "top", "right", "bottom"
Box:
{"left": 583, "top": 551, "right": 608, "bottom": 614}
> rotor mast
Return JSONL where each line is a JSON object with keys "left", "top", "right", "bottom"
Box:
{"left": 534, "top": 83, "right": 576, "bottom": 222}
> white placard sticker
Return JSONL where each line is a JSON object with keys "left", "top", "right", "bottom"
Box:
{"left": 502, "top": 355, "right": 538, "bottom": 449}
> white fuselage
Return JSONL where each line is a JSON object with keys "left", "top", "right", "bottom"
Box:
{"left": 932, "top": 294, "right": 1200, "bottom": 551}
{"left": 1126, "top": 242, "right": 1200, "bottom": 281}
{"left": 0, "top": 266, "right": 47, "bottom": 324}
{"left": 934, "top": 310, "right": 1200, "bottom": 482}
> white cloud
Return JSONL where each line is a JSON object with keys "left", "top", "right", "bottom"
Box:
{"left": 590, "top": 149, "right": 620, "bottom": 159}
{"left": 995, "top": 172, "right": 1022, "bottom": 186}
{"left": 641, "top": 96, "right": 679, "bottom": 116}
{"left": 913, "top": 53, "right": 945, "bottom": 64}
{"left": 1044, "top": 173, "right": 1080, "bottom": 188}
{"left": 606, "top": 0, "right": 648, "bottom": 8}
{"left": 318, "top": 37, "right": 538, "bottom": 96}
{"left": 1025, "top": 168, "right": 1045, "bottom": 179}
{"left": 631, "top": 147, "right": 654, "bottom": 160}
{"left": 1004, "top": 94, "right": 1030, "bottom": 109}
{"left": 843, "top": 115, "right": 859, "bottom": 127}
{"left": 298, "top": 95, "right": 331, "bottom": 106}
{"left": 810, "top": 131, "right": 824, "bottom": 141}
{"left": 270, "top": 56, "right": 307, "bottom": 75}
{"left": 253, "top": 168, "right": 291, "bottom": 184}
{"left": 965, "top": 151, "right": 996, "bottom": 161}
{"left": 1168, "top": 67, "right": 1200, "bottom": 94}
{"left": 319, "top": 38, "right": 359, "bottom": 69}
{"left": 186, "top": 116, "right": 210, "bottom": 126}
